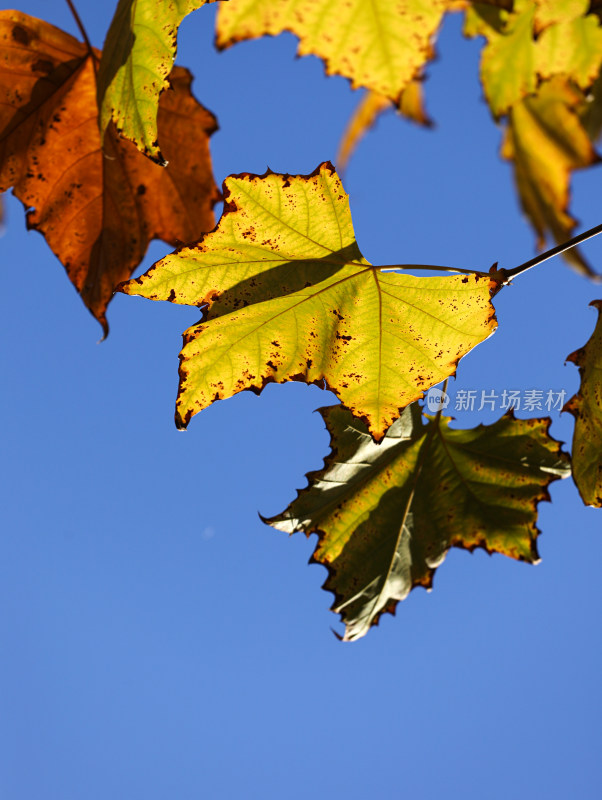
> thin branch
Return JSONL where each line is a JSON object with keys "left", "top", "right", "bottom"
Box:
{"left": 65, "top": 0, "right": 97, "bottom": 64}
{"left": 502, "top": 222, "right": 602, "bottom": 280}
{"left": 380, "top": 224, "right": 602, "bottom": 282}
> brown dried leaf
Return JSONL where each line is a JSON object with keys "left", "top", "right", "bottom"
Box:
{"left": 0, "top": 11, "right": 219, "bottom": 333}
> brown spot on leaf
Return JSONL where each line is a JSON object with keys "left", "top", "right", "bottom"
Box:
{"left": 12, "top": 25, "right": 30, "bottom": 46}
{"left": 31, "top": 59, "right": 53, "bottom": 75}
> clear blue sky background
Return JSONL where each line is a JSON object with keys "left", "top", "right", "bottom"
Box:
{"left": 1, "top": 2, "right": 601, "bottom": 798}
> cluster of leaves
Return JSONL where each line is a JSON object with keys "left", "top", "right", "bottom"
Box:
{"left": 1, "top": 0, "right": 601, "bottom": 640}
{"left": 0, "top": 6, "right": 219, "bottom": 333}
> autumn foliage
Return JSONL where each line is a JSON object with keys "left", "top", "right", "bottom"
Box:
{"left": 1, "top": 0, "right": 601, "bottom": 640}
{"left": 0, "top": 10, "right": 218, "bottom": 333}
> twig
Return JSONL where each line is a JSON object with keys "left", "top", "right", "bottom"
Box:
{"left": 65, "top": 0, "right": 97, "bottom": 64}
{"left": 502, "top": 222, "right": 602, "bottom": 281}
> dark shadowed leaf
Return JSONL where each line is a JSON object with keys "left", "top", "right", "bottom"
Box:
{"left": 268, "top": 403, "right": 570, "bottom": 640}
{"left": 565, "top": 300, "right": 602, "bottom": 507}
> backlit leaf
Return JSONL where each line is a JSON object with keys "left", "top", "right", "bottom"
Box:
{"left": 465, "top": 0, "right": 602, "bottom": 117}
{"left": 533, "top": 0, "right": 589, "bottom": 29}
{"left": 0, "top": 11, "right": 219, "bottom": 333}
{"left": 97, "top": 0, "right": 217, "bottom": 164}
{"left": 472, "top": 1, "right": 537, "bottom": 117}
{"left": 216, "top": 0, "right": 449, "bottom": 104}
{"left": 535, "top": 14, "right": 602, "bottom": 89}
{"left": 268, "top": 404, "right": 570, "bottom": 641}
{"left": 501, "top": 77, "right": 599, "bottom": 280}
{"left": 120, "top": 163, "right": 499, "bottom": 439}
{"left": 565, "top": 300, "right": 602, "bottom": 507}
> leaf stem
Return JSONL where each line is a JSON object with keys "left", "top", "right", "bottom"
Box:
{"left": 65, "top": 0, "right": 96, "bottom": 63}
{"left": 502, "top": 222, "right": 602, "bottom": 281}
{"left": 380, "top": 264, "right": 489, "bottom": 276}
{"left": 435, "top": 378, "right": 449, "bottom": 427}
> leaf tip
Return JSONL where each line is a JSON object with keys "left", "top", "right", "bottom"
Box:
{"left": 113, "top": 278, "right": 131, "bottom": 295}
{"left": 331, "top": 626, "right": 344, "bottom": 642}
{"left": 175, "top": 407, "right": 190, "bottom": 431}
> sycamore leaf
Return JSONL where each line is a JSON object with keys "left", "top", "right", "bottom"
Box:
{"left": 215, "top": 0, "right": 449, "bottom": 104}
{"left": 533, "top": 0, "right": 590, "bottom": 30}
{"left": 501, "top": 77, "right": 600, "bottom": 280}
{"left": 472, "top": 1, "right": 538, "bottom": 117}
{"left": 536, "top": 13, "right": 602, "bottom": 88}
{"left": 465, "top": 0, "right": 602, "bottom": 117}
{"left": 97, "top": 0, "right": 217, "bottom": 164}
{"left": 120, "top": 163, "right": 499, "bottom": 439}
{"left": 565, "top": 300, "right": 602, "bottom": 507}
{"left": 466, "top": 3, "right": 602, "bottom": 278}
{"left": 337, "top": 83, "right": 432, "bottom": 173}
{"left": 267, "top": 404, "right": 570, "bottom": 641}
{"left": 0, "top": 11, "right": 219, "bottom": 333}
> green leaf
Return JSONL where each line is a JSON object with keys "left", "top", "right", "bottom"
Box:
{"left": 120, "top": 163, "right": 499, "bottom": 439}
{"left": 216, "top": 0, "right": 449, "bottom": 104}
{"left": 267, "top": 404, "right": 570, "bottom": 641}
{"left": 565, "top": 300, "right": 602, "bottom": 507}
{"left": 97, "top": 0, "right": 216, "bottom": 164}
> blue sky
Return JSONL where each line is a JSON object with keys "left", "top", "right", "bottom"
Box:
{"left": 1, "top": 2, "right": 601, "bottom": 798}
